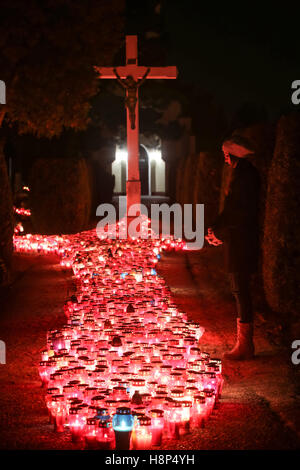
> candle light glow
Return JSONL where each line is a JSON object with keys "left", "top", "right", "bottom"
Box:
{"left": 14, "top": 216, "right": 223, "bottom": 449}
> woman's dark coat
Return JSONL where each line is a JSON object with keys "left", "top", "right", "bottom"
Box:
{"left": 212, "top": 158, "right": 260, "bottom": 274}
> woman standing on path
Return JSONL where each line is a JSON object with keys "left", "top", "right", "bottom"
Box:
{"left": 206, "top": 135, "right": 260, "bottom": 360}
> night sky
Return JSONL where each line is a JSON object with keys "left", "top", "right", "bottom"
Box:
{"left": 161, "top": 2, "right": 300, "bottom": 119}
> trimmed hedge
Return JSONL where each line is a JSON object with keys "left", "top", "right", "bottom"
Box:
{"left": 0, "top": 139, "right": 13, "bottom": 285}
{"left": 262, "top": 113, "right": 300, "bottom": 316}
{"left": 193, "top": 151, "right": 223, "bottom": 228}
{"left": 176, "top": 151, "right": 222, "bottom": 228}
{"left": 175, "top": 155, "right": 186, "bottom": 205}
{"left": 87, "top": 159, "right": 115, "bottom": 217}
{"left": 30, "top": 158, "right": 91, "bottom": 234}
{"left": 181, "top": 154, "right": 195, "bottom": 205}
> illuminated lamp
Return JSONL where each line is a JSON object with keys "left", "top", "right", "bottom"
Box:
{"left": 149, "top": 149, "right": 162, "bottom": 162}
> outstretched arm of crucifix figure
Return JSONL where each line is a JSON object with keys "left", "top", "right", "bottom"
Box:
{"left": 113, "top": 68, "right": 127, "bottom": 88}
{"left": 137, "top": 68, "right": 151, "bottom": 87}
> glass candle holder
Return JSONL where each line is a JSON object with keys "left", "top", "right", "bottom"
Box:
{"left": 84, "top": 417, "right": 99, "bottom": 449}
{"left": 95, "top": 407, "right": 110, "bottom": 422}
{"left": 203, "top": 389, "right": 215, "bottom": 416}
{"left": 170, "top": 389, "right": 185, "bottom": 402}
{"left": 180, "top": 400, "right": 192, "bottom": 435}
{"left": 192, "top": 394, "right": 207, "bottom": 427}
{"left": 45, "top": 387, "right": 60, "bottom": 423}
{"left": 112, "top": 407, "right": 135, "bottom": 450}
{"left": 97, "top": 419, "right": 115, "bottom": 450}
{"left": 105, "top": 399, "right": 118, "bottom": 416}
{"left": 150, "top": 409, "right": 164, "bottom": 446}
{"left": 68, "top": 407, "right": 86, "bottom": 443}
{"left": 165, "top": 401, "right": 182, "bottom": 440}
{"left": 84, "top": 387, "right": 99, "bottom": 404}
{"left": 205, "top": 372, "right": 218, "bottom": 396}
{"left": 90, "top": 395, "right": 105, "bottom": 409}
{"left": 131, "top": 415, "right": 152, "bottom": 450}
{"left": 130, "top": 378, "right": 146, "bottom": 396}
{"left": 39, "top": 360, "right": 55, "bottom": 387}
{"left": 158, "top": 365, "right": 172, "bottom": 385}
{"left": 112, "top": 386, "right": 129, "bottom": 401}
{"left": 51, "top": 394, "right": 67, "bottom": 432}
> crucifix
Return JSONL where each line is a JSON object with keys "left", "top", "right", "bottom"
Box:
{"left": 94, "top": 35, "right": 177, "bottom": 217}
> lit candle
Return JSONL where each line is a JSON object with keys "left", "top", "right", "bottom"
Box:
{"left": 68, "top": 406, "right": 86, "bottom": 443}
{"left": 150, "top": 409, "right": 164, "bottom": 446}
{"left": 45, "top": 387, "right": 60, "bottom": 423}
{"left": 18, "top": 218, "right": 223, "bottom": 449}
{"left": 97, "top": 419, "right": 115, "bottom": 450}
{"left": 112, "top": 407, "right": 135, "bottom": 450}
{"left": 84, "top": 417, "right": 99, "bottom": 449}
{"left": 131, "top": 415, "right": 152, "bottom": 450}
{"left": 192, "top": 394, "right": 207, "bottom": 427}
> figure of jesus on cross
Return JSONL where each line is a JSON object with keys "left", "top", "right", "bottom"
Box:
{"left": 113, "top": 67, "right": 150, "bottom": 130}
{"left": 94, "top": 35, "right": 177, "bottom": 218}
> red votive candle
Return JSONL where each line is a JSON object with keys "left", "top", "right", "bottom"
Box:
{"left": 84, "top": 417, "right": 99, "bottom": 449}
{"left": 131, "top": 415, "right": 152, "bottom": 450}
{"left": 150, "top": 409, "right": 164, "bottom": 446}
{"left": 97, "top": 419, "right": 115, "bottom": 450}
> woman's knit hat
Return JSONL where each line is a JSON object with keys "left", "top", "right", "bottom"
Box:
{"left": 222, "top": 134, "right": 255, "bottom": 158}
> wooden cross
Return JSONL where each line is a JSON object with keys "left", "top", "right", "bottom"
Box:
{"left": 94, "top": 35, "right": 177, "bottom": 217}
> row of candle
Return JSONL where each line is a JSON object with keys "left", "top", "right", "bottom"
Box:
{"left": 14, "top": 216, "right": 223, "bottom": 449}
